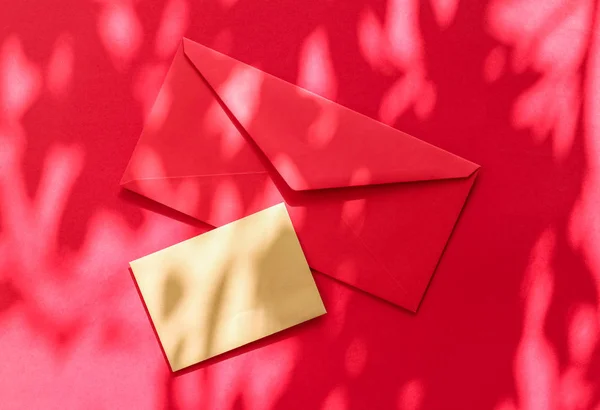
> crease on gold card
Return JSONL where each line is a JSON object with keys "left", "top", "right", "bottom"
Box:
{"left": 130, "top": 203, "right": 326, "bottom": 371}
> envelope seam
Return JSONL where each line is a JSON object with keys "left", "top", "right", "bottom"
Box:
{"left": 338, "top": 215, "right": 409, "bottom": 297}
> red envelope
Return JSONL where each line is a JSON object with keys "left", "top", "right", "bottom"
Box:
{"left": 121, "top": 38, "right": 480, "bottom": 312}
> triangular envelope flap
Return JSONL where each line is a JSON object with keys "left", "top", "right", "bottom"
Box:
{"left": 120, "top": 43, "right": 282, "bottom": 226}
{"left": 182, "top": 38, "right": 479, "bottom": 192}
{"left": 121, "top": 43, "right": 267, "bottom": 187}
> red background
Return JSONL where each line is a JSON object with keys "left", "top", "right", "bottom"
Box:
{"left": 1, "top": 0, "right": 600, "bottom": 409}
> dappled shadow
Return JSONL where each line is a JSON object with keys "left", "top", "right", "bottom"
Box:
{"left": 129, "top": 204, "right": 324, "bottom": 373}
{"left": 1, "top": 0, "right": 600, "bottom": 409}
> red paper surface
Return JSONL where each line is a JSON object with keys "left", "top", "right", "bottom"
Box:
{"left": 2, "top": 1, "right": 600, "bottom": 409}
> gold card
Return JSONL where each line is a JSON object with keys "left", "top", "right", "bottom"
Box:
{"left": 130, "top": 203, "right": 326, "bottom": 371}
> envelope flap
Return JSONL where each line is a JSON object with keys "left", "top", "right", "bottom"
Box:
{"left": 183, "top": 38, "right": 479, "bottom": 191}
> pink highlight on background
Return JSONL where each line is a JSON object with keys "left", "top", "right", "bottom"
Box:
{"left": 512, "top": 74, "right": 579, "bottom": 161}
{"left": 551, "top": 75, "right": 580, "bottom": 160}
{"left": 385, "top": 0, "right": 423, "bottom": 68}
{"left": 429, "top": 0, "right": 460, "bottom": 29}
{"left": 483, "top": 46, "right": 507, "bottom": 83}
{"left": 487, "top": 0, "right": 592, "bottom": 74}
{"left": 212, "top": 29, "right": 234, "bottom": 54}
{"left": 585, "top": 0, "right": 600, "bottom": 276}
{"left": 298, "top": 27, "right": 338, "bottom": 100}
{"left": 358, "top": 0, "right": 431, "bottom": 124}
{"left": 569, "top": 3, "right": 600, "bottom": 319}
{"left": 569, "top": 304, "right": 598, "bottom": 365}
{"left": 0, "top": 127, "right": 30, "bottom": 249}
{"left": 414, "top": 81, "right": 437, "bottom": 119}
{"left": 36, "top": 145, "right": 85, "bottom": 243}
{"left": 0, "top": 144, "right": 82, "bottom": 278}
{"left": 533, "top": 0, "right": 593, "bottom": 74}
{"left": 344, "top": 338, "right": 367, "bottom": 377}
{"left": 397, "top": 379, "right": 425, "bottom": 410}
{"left": 487, "top": 0, "right": 565, "bottom": 44}
{"left": 514, "top": 229, "right": 559, "bottom": 410}
{"left": 357, "top": 8, "right": 387, "bottom": 71}
{"left": 97, "top": 1, "right": 143, "bottom": 69}
{"left": 378, "top": 71, "right": 423, "bottom": 125}
{"left": 559, "top": 367, "right": 593, "bottom": 410}
{"left": 358, "top": 2, "right": 422, "bottom": 75}
{"left": 46, "top": 34, "right": 74, "bottom": 99}
{"left": 0, "top": 124, "right": 26, "bottom": 169}
{"left": 511, "top": 79, "right": 550, "bottom": 137}
{"left": 321, "top": 386, "right": 348, "bottom": 410}
{"left": 155, "top": 0, "right": 189, "bottom": 58}
{"left": 0, "top": 36, "right": 42, "bottom": 122}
